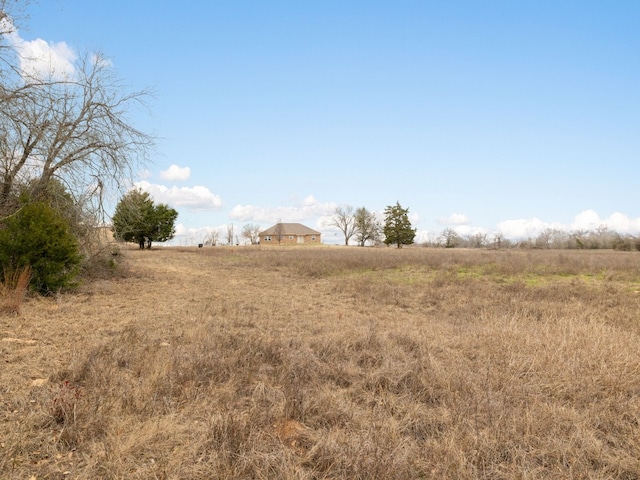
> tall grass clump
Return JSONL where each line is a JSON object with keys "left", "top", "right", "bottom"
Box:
{"left": 0, "top": 264, "right": 31, "bottom": 315}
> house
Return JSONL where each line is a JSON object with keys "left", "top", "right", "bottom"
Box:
{"left": 259, "top": 223, "right": 321, "bottom": 245}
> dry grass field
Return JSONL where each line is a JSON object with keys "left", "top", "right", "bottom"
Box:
{"left": 1, "top": 246, "right": 640, "bottom": 479}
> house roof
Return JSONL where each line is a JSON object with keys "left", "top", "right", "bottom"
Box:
{"left": 260, "top": 223, "right": 321, "bottom": 236}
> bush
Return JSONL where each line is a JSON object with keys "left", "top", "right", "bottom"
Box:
{"left": 0, "top": 202, "right": 82, "bottom": 294}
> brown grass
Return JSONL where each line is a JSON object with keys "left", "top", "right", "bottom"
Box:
{"left": 1, "top": 246, "right": 639, "bottom": 478}
{"left": 0, "top": 265, "right": 31, "bottom": 315}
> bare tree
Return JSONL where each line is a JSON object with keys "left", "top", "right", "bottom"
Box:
{"left": 203, "top": 230, "right": 219, "bottom": 246}
{"left": 354, "top": 207, "right": 381, "bottom": 246}
{"left": 440, "top": 228, "right": 460, "bottom": 248}
{"left": 467, "top": 232, "right": 487, "bottom": 248}
{"left": 0, "top": 2, "right": 28, "bottom": 75}
{"left": 226, "top": 223, "right": 234, "bottom": 245}
{"left": 274, "top": 219, "right": 284, "bottom": 245}
{"left": 370, "top": 211, "right": 384, "bottom": 245}
{"left": 492, "top": 232, "right": 506, "bottom": 249}
{"left": 534, "top": 228, "right": 568, "bottom": 249}
{"left": 330, "top": 205, "right": 357, "bottom": 246}
{"left": 0, "top": 52, "right": 153, "bottom": 218}
{"left": 242, "top": 223, "right": 261, "bottom": 245}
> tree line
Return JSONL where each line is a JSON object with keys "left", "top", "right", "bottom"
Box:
{"left": 331, "top": 205, "right": 640, "bottom": 251}
{"left": 424, "top": 226, "right": 640, "bottom": 251}
{"left": 330, "top": 202, "right": 416, "bottom": 248}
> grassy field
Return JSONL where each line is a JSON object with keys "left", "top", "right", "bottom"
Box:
{"left": 1, "top": 246, "right": 640, "bottom": 479}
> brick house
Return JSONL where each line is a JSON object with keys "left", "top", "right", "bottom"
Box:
{"left": 259, "top": 223, "right": 321, "bottom": 245}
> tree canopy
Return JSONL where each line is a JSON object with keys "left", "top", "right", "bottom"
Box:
{"left": 112, "top": 190, "right": 178, "bottom": 249}
{"left": 383, "top": 201, "right": 416, "bottom": 248}
{"left": 355, "top": 207, "right": 382, "bottom": 247}
{"left": 242, "top": 223, "right": 261, "bottom": 245}
{"left": 330, "top": 206, "right": 357, "bottom": 246}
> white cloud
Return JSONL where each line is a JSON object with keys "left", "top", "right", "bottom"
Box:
{"left": 162, "top": 224, "right": 227, "bottom": 246}
{"left": 2, "top": 18, "right": 77, "bottom": 81}
{"left": 496, "top": 218, "right": 558, "bottom": 239}
{"left": 438, "top": 213, "right": 470, "bottom": 225}
{"left": 229, "top": 195, "right": 336, "bottom": 223}
{"left": 414, "top": 229, "right": 432, "bottom": 244}
{"left": 571, "top": 210, "right": 640, "bottom": 234}
{"left": 495, "top": 210, "right": 640, "bottom": 240}
{"left": 138, "top": 169, "right": 152, "bottom": 180}
{"left": 135, "top": 181, "right": 222, "bottom": 210}
{"left": 570, "top": 210, "right": 601, "bottom": 231}
{"left": 160, "top": 164, "right": 191, "bottom": 182}
{"left": 451, "top": 225, "right": 487, "bottom": 237}
{"left": 303, "top": 195, "right": 317, "bottom": 206}
{"left": 607, "top": 212, "right": 640, "bottom": 233}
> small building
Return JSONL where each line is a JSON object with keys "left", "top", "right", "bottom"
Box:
{"left": 259, "top": 223, "right": 321, "bottom": 245}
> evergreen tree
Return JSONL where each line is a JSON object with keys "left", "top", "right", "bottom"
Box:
{"left": 112, "top": 190, "right": 178, "bottom": 249}
{"left": 0, "top": 201, "right": 82, "bottom": 294}
{"left": 383, "top": 201, "right": 416, "bottom": 248}
{"left": 150, "top": 203, "right": 179, "bottom": 245}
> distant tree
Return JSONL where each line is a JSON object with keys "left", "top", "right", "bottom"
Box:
{"left": 612, "top": 233, "right": 640, "bottom": 252}
{"left": 534, "top": 228, "right": 568, "bottom": 249}
{"left": 354, "top": 207, "right": 381, "bottom": 247}
{"left": 383, "top": 202, "right": 416, "bottom": 248}
{"left": 369, "top": 212, "right": 384, "bottom": 246}
{"left": 203, "top": 230, "right": 219, "bottom": 246}
{"left": 112, "top": 189, "right": 177, "bottom": 249}
{"left": 274, "top": 220, "right": 284, "bottom": 245}
{"left": 592, "top": 226, "right": 615, "bottom": 249}
{"left": 226, "top": 224, "right": 234, "bottom": 245}
{"left": 150, "top": 204, "right": 179, "bottom": 246}
{"left": 112, "top": 190, "right": 153, "bottom": 248}
{"left": 569, "top": 230, "right": 587, "bottom": 249}
{"left": 492, "top": 232, "right": 506, "bottom": 249}
{"left": 242, "top": 223, "right": 261, "bottom": 245}
{"left": 466, "top": 232, "right": 487, "bottom": 249}
{"left": 440, "top": 228, "right": 460, "bottom": 248}
{"left": 330, "top": 206, "right": 357, "bottom": 246}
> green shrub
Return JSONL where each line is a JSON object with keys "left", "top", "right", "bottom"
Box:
{"left": 0, "top": 202, "right": 82, "bottom": 294}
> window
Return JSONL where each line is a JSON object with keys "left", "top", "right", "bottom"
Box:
{"left": 311, "top": 236, "right": 316, "bottom": 241}
{"left": 289, "top": 235, "right": 294, "bottom": 240}
{"left": 265, "top": 236, "right": 272, "bottom": 242}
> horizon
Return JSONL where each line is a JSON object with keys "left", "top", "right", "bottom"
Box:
{"left": 7, "top": 1, "right": 640, "bottom": 245}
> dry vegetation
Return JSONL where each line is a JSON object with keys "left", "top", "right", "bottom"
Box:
{"left": 1, "top": 246, "right": 640, "bottom": 479}
{"left": 0, "top": 266, "right": 31, "bottom": 316}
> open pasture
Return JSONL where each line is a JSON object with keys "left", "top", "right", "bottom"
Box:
{"left": 2, "top": 246, "right": 640, "bottom": 479}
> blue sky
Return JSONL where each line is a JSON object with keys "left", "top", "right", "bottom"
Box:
{"left": 12, "top": 1, "right": 640, "bottom": 244}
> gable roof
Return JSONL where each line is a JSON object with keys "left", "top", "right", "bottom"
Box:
{"left": 260, "top": 223, "right": 321, "bottom": 236}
